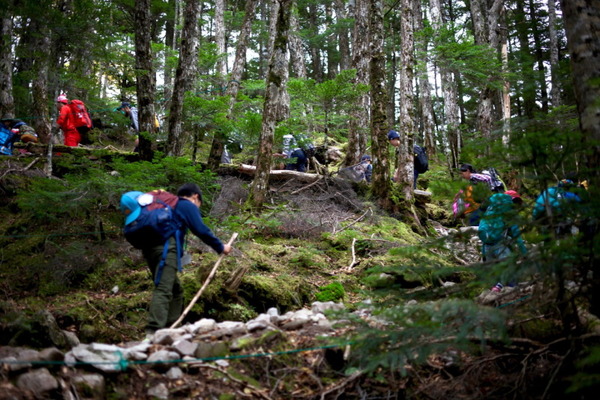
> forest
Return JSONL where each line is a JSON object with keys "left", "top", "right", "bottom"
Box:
{"left": 1, "top": 0, "right": 599, "bottom": 399}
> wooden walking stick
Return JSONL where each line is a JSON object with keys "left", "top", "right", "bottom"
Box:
{"left": 170, "top": 232, "right": 238, "bottom": 329}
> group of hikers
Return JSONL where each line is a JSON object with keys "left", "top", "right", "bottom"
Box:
{"left": 1, "top": 96, "right": 142, "bottom": 154}
{"left": 452, "top": 162, "right": 587, "bottom": 294}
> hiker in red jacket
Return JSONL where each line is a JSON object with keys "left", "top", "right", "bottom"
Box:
{"left": 56, "top": 94, "right": 80, "bottom": 147}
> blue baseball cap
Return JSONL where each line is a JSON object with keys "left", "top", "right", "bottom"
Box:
{"left": 387, "top": 130, "right": 400, "bottom": 140}
{"left": 120, "top": 191, "right": 144, "bottom": 225}
{"left": 361, "top": 154, "right": 371, "bottom": 161}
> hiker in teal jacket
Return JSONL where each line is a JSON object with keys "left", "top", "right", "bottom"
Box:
{"left": 143, "top": 183, "right": 232, "bottom": 335}
{"left": 479, "top": 192, "right": 527, "bottom": 293}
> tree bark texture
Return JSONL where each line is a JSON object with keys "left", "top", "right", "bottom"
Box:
{"left": 30, "top": 19, "right": 51, "bottom": 144}
{"left": 167, "top": 0, "right": 200, "bottom": 157}
{"left": 215, "top": 0, "right": 227, "bottom": 78}
{"left": 289, "top": 2, "right": 308, "bottom": 79}
{"left": 369, "top": 0, "right": 390, "bottom": 205}
{"left": 250, "top": 0, "right": 291, "bottom": 209}
{"left": 413, "top": 0, "right": 436, "bottom": 156}
{"left": 134, "top": 0, "right": 157, "bottom": 160}
{"left": 430, "top": 0, "right": 460, "bottom": 167}
{"left": 562, "top": 0, "right": 600, "bottom": 178}
{"left": 334, "top": 0, "right": 350, "bottom": 72}
{"left": 345, "top": 0, "right": 370, "bottom": 167}
{"left": 396, "top": 0, "right": 415, "bottom": 201}
{"left": 0, "top": 16, "right": 15, "bottom": 118}
{"left": 548, "top": 0, "right": 561, "bottom": 108}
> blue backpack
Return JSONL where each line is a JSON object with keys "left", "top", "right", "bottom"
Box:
{"left": 478, "top": 193, "right": 514, "bottom": 245}
{"left": 0, "top": 125, "right": 17, "bottom": 155}
{"left": 413, "top": 145, "right": 429, "bottom": 173}
{"left": 120, "top": 190, "right": 182, "bottom": 285}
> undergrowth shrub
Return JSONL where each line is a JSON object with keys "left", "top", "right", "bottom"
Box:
{"left": 315, "top": 282, "right": 345, "bottom": 302}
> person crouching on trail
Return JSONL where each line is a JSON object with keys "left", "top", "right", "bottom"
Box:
{"left": 143, "top": 183, "right": 232, "bottom": 336}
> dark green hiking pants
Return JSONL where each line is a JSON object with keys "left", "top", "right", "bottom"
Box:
{"left": 142, "top": 238, "right": 183, "bottom": 332}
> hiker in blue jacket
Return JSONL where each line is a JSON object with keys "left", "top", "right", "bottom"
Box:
{"left": 0, "top": 117, "right": 19, "bottom": 155}
{"left": 143, "top": 183, "right": 232, "bottom": 336}
{"left": 532, "top": 179, "right": 582, "bottom": 237}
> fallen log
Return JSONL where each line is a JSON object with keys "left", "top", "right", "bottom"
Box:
{"left": 238, "top": 163, "right": 325, "bottom": 183}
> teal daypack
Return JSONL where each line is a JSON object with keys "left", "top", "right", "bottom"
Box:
{"left": 478, "top": 193, "right": 515, "bottom": 245}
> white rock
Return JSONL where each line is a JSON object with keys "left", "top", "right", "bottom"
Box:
{"left": 147, "top": 383, "right": 169, "bottom": 400}
{"left": 189, "top": 318, "right": 217, "bottom": 334}
{"left": 166, "top": 367, "right": 184, "bottom": 380}
{"left": 312, "top": 301, "right": 344, "bottom": 314}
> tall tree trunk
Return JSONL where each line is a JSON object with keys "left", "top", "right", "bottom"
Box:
{"left": 369, "top": 0, "right": 390, "bottom": 206}
{"left": 396, "top": 0, "right": 415, "bottom": 201}
{"left": 215, "top": 0, "right": 227, "bottom": 78}
{"left": 250, "top": 0, "right": 291, "bottom": 209}
{"left": 514, "top": 0, "right": 536, "bottom": 118}
{"left": 528, "top": 0, "right": 548, "bottom": 113}
{"left": 430, "top": 0, "right": 459, "bottom": 166}
{"left": 30, "top": 20, "right": 51, "bottom": 144}
{"left": 414, "top": 0, "right": 435, "bottom": 156}
{"left": 135, "top": 0, "right": 157, "bottom": 160}
{"left": 334, "top": 0, "right": 350, "bottom": 71}
{"left": 163, "top": 0, "right": 177, "bottom": 109}
{"left": 470, "top": 0, "right": 500, "bottom": 140}
{"left": 325, "top": 2, "right": 336, "bottom": 79}
{"left": 289, "top": 2, "right": 307, "bottom": 78}
{"left": 0, "top": 16, "right": 15, "bottom": 118}
{"left": 548, "top": 0, "right": 561, "bottom": 108}
{"left": 167, "top": 0, "right": 200, "bottom": 157}
{"left": 307, "top": 3, "right": 323, "bottom": 82}
{"left": 207, "top": 0, "right": 258, "bottom": 171}
{"left": 345, "top": 0, "right": 370, "bottom": 167}
{"left": 499, "top": 4, "right": 511, "bottom": 145}
{"left": 225, "top": 0, "right": 258, "bottom": 110}
{"left": 562, "top": 0, "right": 600, "bottom": 179}
{"left": 562, "top": 0, "right": 600, "bottom": 317}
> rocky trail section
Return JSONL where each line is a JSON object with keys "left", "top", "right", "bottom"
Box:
{"left": 1, "top": 301, "right": 363, "bottom": 400}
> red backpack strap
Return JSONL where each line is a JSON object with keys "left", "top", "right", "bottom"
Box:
{"left": 146, "top": 190, "right": 179, "bottom": 210}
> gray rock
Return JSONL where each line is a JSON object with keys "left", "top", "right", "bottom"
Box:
{"left": 68, "top": 344, "right": 124, "bottom": 372}
{"left": 63, "top": 330, "right": 81, "bottom": 348}
{"left": 212, "top": 321, "right": 247, "bottom": 337}
{"left": 166, "top": 366, "right": 184, "bottom": 380}
{"left": 147, "top": 382, "right": 169, "bottom": 400}
{"left": 281, "top": 317, "right": 310, "bottom": 330}
{"left": 2, "top": 356, "right": 27, "bottom": 372}
{"left": 172, "top": 339, "right": 198, "bottom": 357}
{"left": 246, "top": 318, "right": 275, "bottom": 332}
{"left": 230, "top": 334, "right": 257, "bottom": 351}
{"left": 312, "top": 301, "right": 344, "bottom": 314}
{"left": 188, "top": 318, "right": 217, "bottom": 334}
{"left": 266, "top": 307, "right": 279, "bottom": 317}
{"left": 147, "top": 350, "right": 180, "bottom": 366}
{"left": 154, "top": 328, "right": 186, "bottom": 345}
{"left": 16, "top": 368, "right": 58, "bottom": 395}
{"left": 195, "top": 341, "right": 229, "bottom": 360}
{"left": 71, "top": 373, "right": 105, "bottom": 399}
{"left": 39, "top": 347, "right": 64, "bottom": 362}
